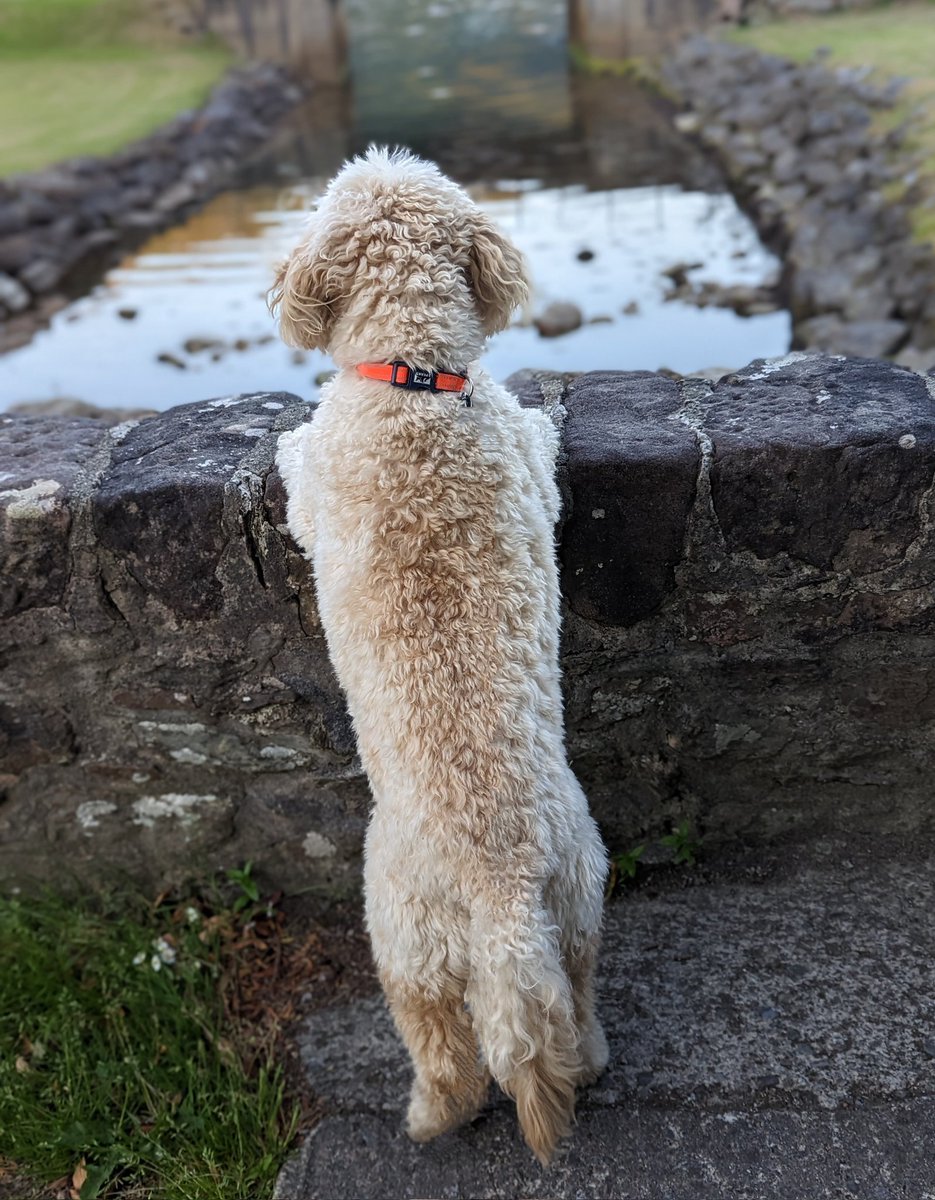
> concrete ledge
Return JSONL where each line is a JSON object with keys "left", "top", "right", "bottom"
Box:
{"left": 2, "top": 354, "right": 934, "bottom": 898}
{"left": 274, "top": 845, "right": 935, "bottom": 1199}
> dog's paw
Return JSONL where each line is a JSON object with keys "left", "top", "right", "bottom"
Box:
{"left": 575, "top": 1021, "right": 610, "bottom": 1087}
{"left": 406, "top": 1077, "right": 487, "bottom": 1143}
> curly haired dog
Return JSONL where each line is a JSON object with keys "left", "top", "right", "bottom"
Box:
{"left": 273, "top": 147, "right": 608, "bottom": 1165}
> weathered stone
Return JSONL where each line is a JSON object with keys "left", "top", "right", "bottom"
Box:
{"left": 0, "top": 414, "right": 107, "bottom": 616}
{"left": 0, "top": 232, "right": 34, "bottom": 274}
{"left": 558, "top": 371, "right": 700, "bottom": 625}
{"left": 0, "top": 203, "right": 28, "bottom": 237}
{"left": 18, "top": 257, "right": 66, "bottom": 295}
{"left": 0, "top": 272, "right": 30, "bottom": 314}
{"left": 2, "top": 360, "right": 935, "bottom": 898}
{"left": 277, "top": 849, "right": 935, "bottom": 1200}
{"left": 0, "top": 392, "right": 365, "bottom": 897}
{"left": 664, "top": 37, "right": 935, "bottom": 354}
{"left": 0, "top": 63, "right": 304, "bottom": 331}
{"left": 798, "top": 315, "right": 909, "bottom": 357}
{"left": 706, "top": 355, "right": 935, "bottom": 570}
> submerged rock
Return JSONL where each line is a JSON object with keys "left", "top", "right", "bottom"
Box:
{"left": 0, "top": 272, "right": 30, "bottom": 314}
{"left": 665, "top": 278, "right": 781, "bottom": 316}
{"left": 533, "top": 301, "right": 583, "bottom": 338}
{"left": 156, "top": 351, "right": 187, "bottom": 370}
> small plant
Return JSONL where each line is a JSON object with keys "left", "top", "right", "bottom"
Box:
{"left": 606, "top": 842, "right": 646, "bottom": 896}
{"left": 661, "top": 819, "right": 701, "bottom": 867}
{"left": 226, "top": 861, "right": 260, "bottom": 913}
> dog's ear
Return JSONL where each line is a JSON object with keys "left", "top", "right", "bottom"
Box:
{"left": 269, "top": 245, "right": 335, "bottom": 351}
{"left": 466, "top": 214, "right": 529, "bottom": 336}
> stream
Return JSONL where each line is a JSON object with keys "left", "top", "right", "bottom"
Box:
{"left": 0, "top": 1, "right": 790, "bottom": 413}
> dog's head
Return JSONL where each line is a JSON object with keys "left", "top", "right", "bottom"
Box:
{"left": 270, "top": 147, "right": 528, "bottom": 364}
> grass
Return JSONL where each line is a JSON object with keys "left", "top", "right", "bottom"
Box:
{"left": 0, "top": 874, "right": 300, "bottom": 1200}
{"left": 0, "top": 0, "right": 232, "bottom": 176}
{"left": 728, "top": 2, "right": 935, "bottom": 243}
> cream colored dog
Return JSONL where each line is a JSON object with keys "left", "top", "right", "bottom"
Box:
{"left": 273, "top": 148, "right": 607, "bottom": 1165}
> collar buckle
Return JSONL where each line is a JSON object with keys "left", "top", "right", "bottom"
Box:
{"left": 391, "top": 360, "right": 436, "bottom": 391}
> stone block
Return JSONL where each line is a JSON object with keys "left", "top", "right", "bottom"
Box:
{"left": 2, "top": 361, "right": 935, "bottom": 901}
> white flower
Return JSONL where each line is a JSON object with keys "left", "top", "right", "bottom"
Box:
{"left": 152, "top": 937, "right": 177, "bottom": 965}
{"left": 132, "top": 951, "right": 146, "bottom": 966}
{"left": 184, "top": 906, "right": 201, "bottom": 925}
{"left": 150, "top": 954, "right": 162, "bottom": 972}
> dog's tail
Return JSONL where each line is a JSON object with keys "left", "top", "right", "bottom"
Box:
{"left": 469, "top": 898, "right": 579, "bottom": 1166}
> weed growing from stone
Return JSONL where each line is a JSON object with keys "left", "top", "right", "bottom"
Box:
{"left": 606, "top": 842, "right": 647, "bottom": 895}
{"left": 661, "top": 819, "right": 701, "bottom": 867}
{"left": 226, "top": 860, "right": 261, "bottom": 913}
{"left": 0, "top": 883, "right": 299, "bottom": 1199}
{"left": 607, "top": 820, "right": 702, "bottom": 895}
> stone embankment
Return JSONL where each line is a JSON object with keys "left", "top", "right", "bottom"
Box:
{"left": 2, "top": 355, "right": 934, "bottom": 900}
{"left": 0, "top": 64, "right": 303, "bottom": 351}
{"left": 664, "top": 39, "right": 935, "bottom": 365}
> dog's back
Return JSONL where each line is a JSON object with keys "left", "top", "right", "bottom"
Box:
{"left": 273, "top": 148, "right": 607, "bottom": 1164}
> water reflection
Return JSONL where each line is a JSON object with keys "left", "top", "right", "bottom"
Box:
{"left": 0, "top": 175, "right": 787, "bottom": 411}
{"left": 345, "top": 0, "right": 570, "bottom": 145}
{"left": 0, "top": 2, "right": 791, "bottom": 412}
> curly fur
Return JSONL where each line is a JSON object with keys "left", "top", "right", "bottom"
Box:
{"left": 273, "top": 147, "right": 608, "bottom": 1166}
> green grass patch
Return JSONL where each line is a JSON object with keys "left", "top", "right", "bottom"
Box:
{"left": 728, "top": 3, "right": 935, "bottom": 246}
{"left": 0, "top": 878, "right": 299, "bottom": 1199}
{"left": 0, "top": 0, "right": 232, "bottom": 175}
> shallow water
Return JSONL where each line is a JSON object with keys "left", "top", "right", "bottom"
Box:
{"left": 0, "top": 178, "right": 787, "bottom": 412}
{"left": 0, "top": 0, "right": 790, "bottom": 413}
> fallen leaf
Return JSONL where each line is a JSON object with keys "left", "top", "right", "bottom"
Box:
{"left": 70, "top": 1159, "right": 87, "bottom": 1200}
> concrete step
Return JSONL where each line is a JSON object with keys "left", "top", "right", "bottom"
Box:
{"left": 275, "top": 842, "right": 935, "bottom": 1199}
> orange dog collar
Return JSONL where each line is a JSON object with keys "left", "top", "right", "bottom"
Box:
{"left": 356, "top": 360, "right": 472, "bottom": 405}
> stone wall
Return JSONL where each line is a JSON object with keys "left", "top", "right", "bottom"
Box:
{"left": 2, "top": 356, "right": 935, "bottom": 902}
{"left": 181, "top": 0, "right": 347, "bottom": 81}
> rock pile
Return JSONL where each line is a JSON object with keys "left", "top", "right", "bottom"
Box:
{"left": 0, "top": 64, "right": 303, "bottom": 348}
{"left": 664, "top": 38, "right": 935, "bottom": 362}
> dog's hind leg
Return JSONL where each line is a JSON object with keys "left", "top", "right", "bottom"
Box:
{"left": 555, "top": 815, "right": 609, "bottom": 1087}
{"left": 366, "top": 820, "right": 488, "bottom": 1143}
{"left": 382, "top": 973, "right": 489, "bottom": 1142}
{"left": 566, "top": 932, "right": 608, "bottom": 1086}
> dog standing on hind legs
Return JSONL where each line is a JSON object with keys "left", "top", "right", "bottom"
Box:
{"left": 273, "top": 147, "right": 608, "bottom": 1165}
